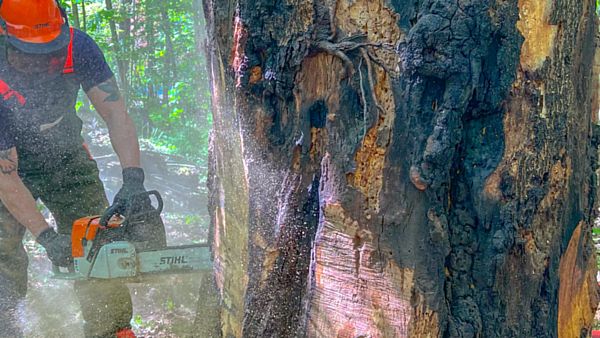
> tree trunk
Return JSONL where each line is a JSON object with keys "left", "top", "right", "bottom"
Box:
{"left": 70, "top": 0, "right": 80, "bottom": 30}
{"left": 138, "top": 0, "right": 158, "bottom": 138}
{"left": 80, "top": 0, "right": 86, "bottom": 32}
{"left": 105, "top": 0, "right": 129, "bottom": 104}
{"left": 119, "top": 0, "right": 133, "bottom": 105}
{"left": 161, "top": 6, "right": 174, "bottom": 106}
{"left": 192, "top": 0, "right": 208, "bottom": 121}
{"left": 202, "top": 0, "right": 600, "bottom": 337}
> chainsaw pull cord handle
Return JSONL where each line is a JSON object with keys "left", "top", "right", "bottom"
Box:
{"left": 99, "top": 190, "right": 164, "bottom": 227}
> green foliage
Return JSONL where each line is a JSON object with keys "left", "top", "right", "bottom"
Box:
{"left": 64, "top": 0, "right": 210, "bottom": 166}
{"left": 184, "top": 214, "right": 203, "bottom": 225}
{"left": 165, "top": 298, "right": 175, "bottom": 311}
{"left": 133, "top": 314, "right": 144, "bottom": 327}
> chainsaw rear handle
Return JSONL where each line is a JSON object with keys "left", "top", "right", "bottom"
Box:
{"left": 132, "top": 190, "right": 164, "bottom": 215}
{"left": 99, "top": 190, "right": 164, "bottom": 227}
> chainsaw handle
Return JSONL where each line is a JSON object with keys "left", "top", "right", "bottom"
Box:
{"left": 99, "top": 190, "right": 164, "bottom": 227}
{"left": 99, "top": 204, "right": 120, "bottom": 227}
{"left": 136, "top": 190, "right": 164, "bottom": 216}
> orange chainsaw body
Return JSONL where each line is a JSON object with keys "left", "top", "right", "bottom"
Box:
{"left": 71, "top": 216, "right": 122, "bottom": 258}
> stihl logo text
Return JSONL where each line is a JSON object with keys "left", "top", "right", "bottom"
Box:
{"left": 111, "top": 248, "right": 128, "bottom": 254}
{"left": 160, "top": 256, "right": 188, "bottom": 264}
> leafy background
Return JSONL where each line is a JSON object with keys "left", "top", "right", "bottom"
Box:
{"left": 59, "top": 0, "right": 211, "bottom": 167}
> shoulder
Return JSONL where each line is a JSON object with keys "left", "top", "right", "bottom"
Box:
{"left": 72, "top": 29, "right": 104, "bottom": 55}
{"left": 70, "top": 28, "right": 114, "bottom": 91}
{"left": 71, "top": 29, "right": 108, "bottom": 70}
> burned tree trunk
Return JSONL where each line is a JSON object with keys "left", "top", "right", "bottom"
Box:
{"left": 201, "top": 0, "right": 600, "bottom": 337}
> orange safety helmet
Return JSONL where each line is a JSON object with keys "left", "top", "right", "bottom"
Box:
{"left": 0, "top": 0, "right": 70, "bottom": 54}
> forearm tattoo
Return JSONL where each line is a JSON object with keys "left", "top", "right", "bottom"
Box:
{"left": 0, "top": 149, "right": 16, "bottom": 175}
{"left": 97, "top": 77, "right": 122, "bottom": 102}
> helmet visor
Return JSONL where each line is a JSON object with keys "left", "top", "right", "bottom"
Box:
{"left": 7, "top": 23, "right": 70, "bottom": 54}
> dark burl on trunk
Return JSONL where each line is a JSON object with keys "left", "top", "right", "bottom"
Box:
{"left": 200, "top": 0, "right": 600, "bottom": 337}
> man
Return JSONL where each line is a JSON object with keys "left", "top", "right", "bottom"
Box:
{"left": 0, "top": 0, "right": 150, "bottom": 336}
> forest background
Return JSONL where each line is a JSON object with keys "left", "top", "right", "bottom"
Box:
{"left": 58, "top": 0, "right": 210, "bottom": 168}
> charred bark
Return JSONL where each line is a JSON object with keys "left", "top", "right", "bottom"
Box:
{"left": 202, "top": 0, "right": 600, "bottom": 337}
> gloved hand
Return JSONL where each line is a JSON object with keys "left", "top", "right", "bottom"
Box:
{"left": 112, "top": 167, "right": 149, "bottom": 216}
{"left": 99, "top": 167, "right": 151, "bottom": 227}
{"left": 36, "top": 227, "right": 72, "bottom": 267}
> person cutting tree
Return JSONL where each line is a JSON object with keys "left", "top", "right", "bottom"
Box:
{"left": 0, "top": 0, "right": 162, "bottom": 337}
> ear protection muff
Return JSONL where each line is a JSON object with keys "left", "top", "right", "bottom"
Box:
{"left": 56, "top": 0, "right": 70, "bottom": 26}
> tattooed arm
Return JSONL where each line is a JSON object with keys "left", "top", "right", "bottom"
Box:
{"left": 86, "top": 76, "right": 141, "bottom": 169}
{"left": 0, "top": 147, "right": 50, "bottom": 237}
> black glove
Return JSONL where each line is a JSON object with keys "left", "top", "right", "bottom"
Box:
{"left": 112, "top": 167, "right": 149, "bottom": 215}
{"left": 36, "top": 228, "right": 72, "bottom": 267}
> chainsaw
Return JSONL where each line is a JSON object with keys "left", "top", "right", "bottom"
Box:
{"left": 52, "top": 190, "right": 212, "bottom": 280}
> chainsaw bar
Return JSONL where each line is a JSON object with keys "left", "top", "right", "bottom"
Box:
{"left": 138, "top": 244, "right": 212, "bottom": 274}
{"left": 53, "top": 243, "right": 212, "bottom": 280}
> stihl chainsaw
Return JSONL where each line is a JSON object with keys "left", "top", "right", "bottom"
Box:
{"left": 52, "top": 191, "right": 212, "bottom": 280}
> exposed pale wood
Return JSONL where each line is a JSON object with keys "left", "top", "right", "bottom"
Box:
{"left": 558, "top": 222, "right": 599, "bottom": 338}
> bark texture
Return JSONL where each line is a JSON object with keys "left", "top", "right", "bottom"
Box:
{"left": 202, "top": 0, "right": 600, "bottom": 337}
